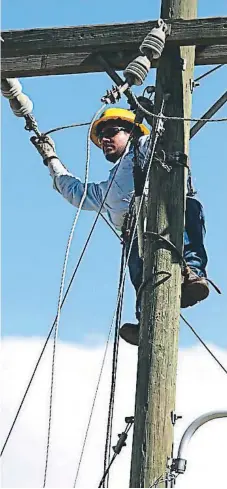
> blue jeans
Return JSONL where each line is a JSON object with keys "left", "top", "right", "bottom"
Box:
{"left": 127, "top": 197, "right": 208, "bottom": 295}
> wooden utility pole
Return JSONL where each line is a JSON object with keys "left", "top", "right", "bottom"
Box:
{"left": 1, "top": 4, "right": 227, "bottom": 482}
{"left": 130, "top": 0, "right": 197, "bottom": 487}
{"left": 1, "top": 17, "right": 227, "bottom": 78}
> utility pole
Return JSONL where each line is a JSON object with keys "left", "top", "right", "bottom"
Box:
{"left": 2, "top": 3, "right": 226, "bottom": 482}
{"left": 130, "top": 0, "right": 197, "bottom": 487}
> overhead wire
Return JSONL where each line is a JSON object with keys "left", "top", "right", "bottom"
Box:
{"left": 100, "top": 213, "right": 122, "bottom": 241}
{"left": 44, "top": 120, "right": 122, "bottom": 240}
{"left": 1, "top": 110, "right": 125, "bottom": 459}
{"left": 98, "top": 417, "right": 134, "bottom": 488}
{"left": 72, "top": 148, "right": 132, "bottom": 487}
{"left": 2, "top": 105, "right": 149, "bottom": 475}
{"left": 99, "top": 103, "right": 167, "bottom": 487}
{"left": 43, "top": 103, "right": 106, "bottom": 487}
{"left": 102, "top": 244, "right": 126, "bottom": 487}
{"left": 41, "top": 65, "right": 226, "bottom": 142}
{"left": 44, "top": 122, "right": 91, "bottom": 135}
{"left": 73, "top": 246, "right": 126, "bottom": 489}
{"left": 2, "top": 55, "right": 226, "bottom": 487}
{"left": 44, "top": 119, "right": 121, "bottom": 239}
{"left": 130, "top": 91, "right": 227, "bottom": 123}
{"left": 101, "top": 117, "right": 158, "bottom": 487}
{"left": 180, "top": 314, "right": 227, "bottom": 376}
{"left": 194, "top": 64, "right": 225, "bottom": 83}
{"left": 72, "top": 315, "right": 116, "bottom": 488}
{"left": 43, "top": 65, "right": 227, "bottom": 488}
{"left": 4, "top": 79, "right": 225, "bottom": 484}
{"left": 73, "top": 106, "right": 164, "bottom": 487}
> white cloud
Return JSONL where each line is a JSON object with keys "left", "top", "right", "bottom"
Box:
{"left": 1, "top": 338, "right": 227, "bottom": 488}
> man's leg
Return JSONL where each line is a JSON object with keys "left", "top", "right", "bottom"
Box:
{"left": 120, "top": 198, "right": 209, "bottom": 344}
{"left": 119, "top": 238, "right": 143, "bottom": 346}
{"left": 181, "top": 196, "right": 209, "bottom": 307}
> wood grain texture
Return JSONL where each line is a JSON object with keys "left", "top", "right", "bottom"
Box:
{"left": 1, "top": 17, "right": 227, "bottom": 78}
{"left": 130, "top": 1, "right": 197, "bottom": 487}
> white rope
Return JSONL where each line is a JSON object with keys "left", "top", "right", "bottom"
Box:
{"left": 73, "top": 118, "right": 161, "bottom": 488}
{"left": 42, "top": 104, "right": 106, "bottom": 487}
{"left": 131, "top": 92, "right": 227, "bottom": 123}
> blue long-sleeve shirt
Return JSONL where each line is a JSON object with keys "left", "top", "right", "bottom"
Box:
{"left": 48, "top": 135, "right": 149, "bottom": 232}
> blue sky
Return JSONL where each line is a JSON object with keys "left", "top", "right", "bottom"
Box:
{"left": 2, "top": 0, "right": 227, "bottom": 349}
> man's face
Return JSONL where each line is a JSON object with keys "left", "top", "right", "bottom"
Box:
{"left": 97, "top": 121, "right": 131, "bottom": 163}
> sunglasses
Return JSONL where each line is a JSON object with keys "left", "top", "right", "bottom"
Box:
{"left": 98, "top": 126, "right": 127, "bottom": 143}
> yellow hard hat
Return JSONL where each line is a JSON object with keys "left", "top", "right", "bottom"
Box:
{"left": 90, "top": 107, "right": 150, "bottom": 148}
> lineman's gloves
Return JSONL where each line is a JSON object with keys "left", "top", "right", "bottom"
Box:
{"left": 30, "top": 135, "right": 58, "bottom": 166}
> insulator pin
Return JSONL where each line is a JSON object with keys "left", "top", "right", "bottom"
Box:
{"left": 140, "top": 19, "right": 168, "bottom": 60}
{"left": 124, "top": 55, "right": 151, "bottom": 86}
{"left": 9, "top": 93, "right": 33, "bottom": 117}
{"left": 1, "top": 78, "right": 22, "bottom": 99}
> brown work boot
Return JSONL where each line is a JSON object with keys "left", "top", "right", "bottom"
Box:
{"left": 181, "top": 268, "right": 209, "bottom": 308}
{"left": 119, "top": 323, "right": 139, "bottom": 346}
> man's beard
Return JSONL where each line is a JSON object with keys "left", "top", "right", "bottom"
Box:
{"left": 104, "top": 143, "right": 128, "bottom": 162}
{"left": 105, "top": 152, "right": 119, "bottom": 162}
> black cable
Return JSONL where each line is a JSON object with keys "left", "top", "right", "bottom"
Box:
{"left": 44, "top": 122, "right": 91, "bottom": 135}
{"left": 102, "top": 110, "right": 157, "bottom": 486}
{"left": 0, "top": 151, "right": 125, "bottom": 458}
{"left": 101, "top": 105, "right": 166, "bottom": 486}
{"left": 102, "top": 245, "right": 126, "bottom": 487}
{"left": 100, "top": 214, "right": 122, "bottom": 241}
{"left": 98, "top": 418, "right": 134, "bottom": 488}
{"left": 194, "top": 64, "right": 225, "bottom": 83}
{"left": 71, "top": 145, "right": 138, "bottom": 487}
{"left": 73, "top": 105, "right": 165, "bottom": 487}
{"left": 180, "top": 314, "right": 227, "bottom": 376}
{"left": 98, "top": 454, "right": 117, "bottom": 488}
{"left": 1, "top": 99, "right": 162, "bottom": 466}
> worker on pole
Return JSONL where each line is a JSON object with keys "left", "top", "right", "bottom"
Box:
{"left": 31, "top": 107, "right": 209, "bottom": 345}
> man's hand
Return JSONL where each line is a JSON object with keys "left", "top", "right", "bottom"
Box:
{"left": 30, "top": 134, "right": 58, "bottom": 165}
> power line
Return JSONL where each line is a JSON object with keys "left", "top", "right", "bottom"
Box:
{"left": 72, "top": 144, "right": 135, "bottom": 486}
{"left": 72, "top": 322, "right": 115, "bottom": 488}
{"left": 194, "top": 64, "right": 225, "bottom": 83}
{"left": 98, "top": 417, "right": 134, "bottom": 488}
{"left": 102, "top": 245, "right": 126, "bottom": 487}
{"left": 73, "top": 113, "right": 163, "bottom": 486}
{"left": 131, "top": 92, "right": 227, "bottom": 123}
{"left": 180, "top": 314, "right": 227, "bottom": 376}
{"left": 44, "top": 122, "right": 91, "bottom": 135}
{"left": 1, "top": 112, "right": 125, "bottom": 459}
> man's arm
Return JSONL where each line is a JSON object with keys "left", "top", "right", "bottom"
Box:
{"left": 31, "top": 135, "right": 105, "bottom": 212}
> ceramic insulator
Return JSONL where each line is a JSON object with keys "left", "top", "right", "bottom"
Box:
{"left": 1, "top": 78, "right": 22, "bottom": 99}
{"left": 140, "top": 19, "right": 167, "bottom": 60}
{"left": 124, "top": 56, "right": 151, "bottom": 86}
{"left": 9, "top": 93, "right": 33, "bottom": 117}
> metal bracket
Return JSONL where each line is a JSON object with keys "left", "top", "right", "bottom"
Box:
{"left": 166, "top": 23, "right": 172, "bottom": 36}
{"left": 171, "top": 410, "right": 183, "bottom": 426}
{"left": 180, "top": 57, "right": 187, "bottom": 71}
{"left": 167, "top": 151, "right": 189, "bottom": 169}
{"left": 125, "top": 416, "right": 134, "bottom": 423}
{"left": 112, "top": 416, "right": 134, "bottom": 454}
{"left": 190, "top": 78, "right": 200, "bottom": 93}
{"left": 171, "top": 457, "right": 187, "bottom": 474}
{"left": 96, "top": 53, "right": 135, "bottom": 106}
